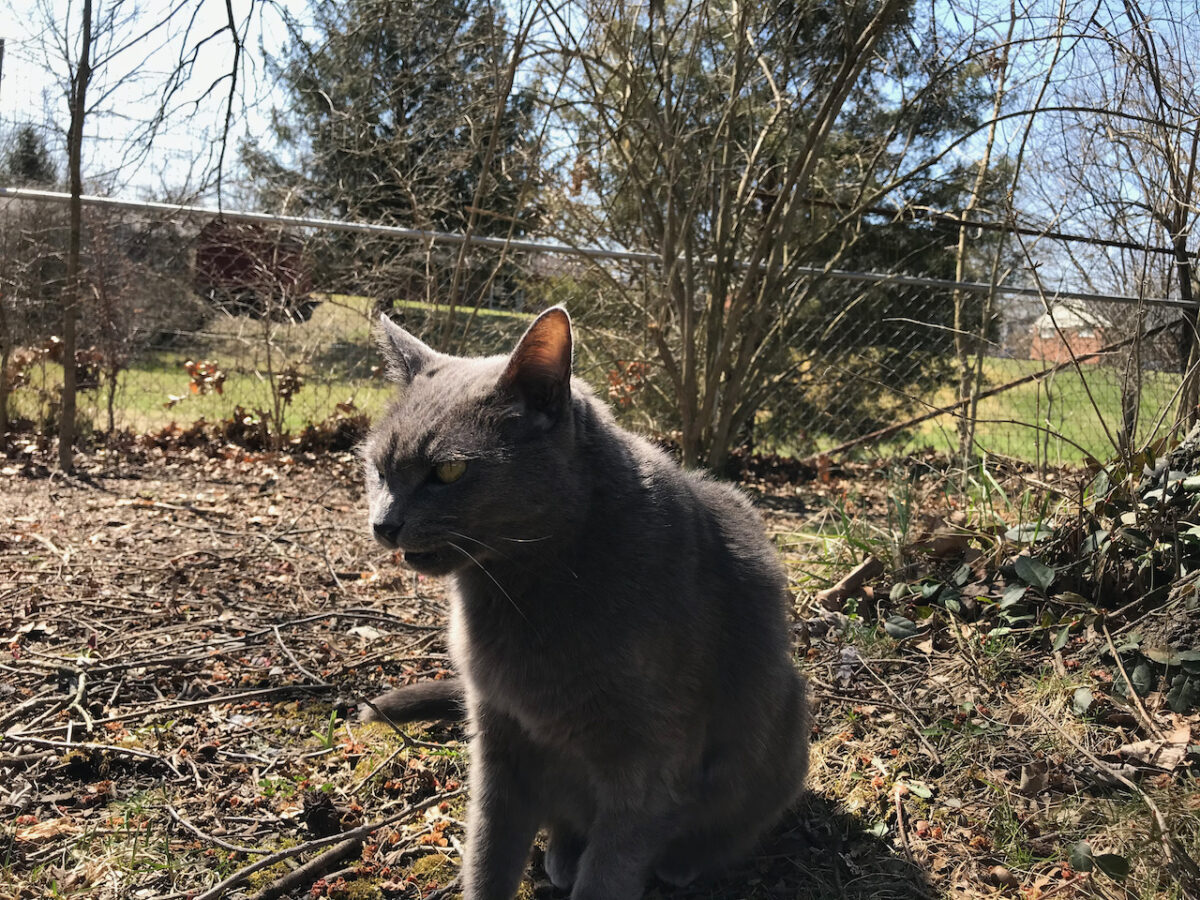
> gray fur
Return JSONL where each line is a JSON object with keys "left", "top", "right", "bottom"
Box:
{"left": 363, "top": 307, "right": 809, "bottom": 900}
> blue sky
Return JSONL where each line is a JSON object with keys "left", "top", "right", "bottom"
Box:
{"left": 0, "top": 0, "right": 302, "bottom": 198}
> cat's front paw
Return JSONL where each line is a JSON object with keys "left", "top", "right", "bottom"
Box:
{"left": 544, "top": 829, "right": 586, "bottom": 890}
{"left": 652, "top": 857, "right": 701, "bottom": 888}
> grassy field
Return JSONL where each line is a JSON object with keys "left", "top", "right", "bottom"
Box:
{"left": 8, "top": 294, "right": 535, "bottom": 438}
{"left": 6, "top": 297, "right": 1185, "bottom": 465}
{"left": 884, "top": 356, "right": 1182, "bottom": 464}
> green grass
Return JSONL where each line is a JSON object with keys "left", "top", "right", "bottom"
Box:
{"left": 888, "top": 356, "right": 1182, "bottom": 464}
{"left": 7, "top": 294, "right": 534, "bottom": 437}
{"left": 5, "top": 296, "right": 1185, "bottom": 464}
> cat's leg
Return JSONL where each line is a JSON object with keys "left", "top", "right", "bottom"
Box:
{"left": 569, "top": 807, "right": 673, "bottom": 900}
{"left": 652, "top": 827, "right": 757, "bottom": 887}
{"left": 656, "top": 674, "right": 811, "bottom": 888}
{"left": 543, "top": 825, "right": 586, "bottom": 890}
{"left": 462, "top": 711, "right": 543, "bottom": 900}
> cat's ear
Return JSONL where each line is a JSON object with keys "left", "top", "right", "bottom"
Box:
{"left": 499, "top": 306, "right": 572, "bottom": 420}
{"left": 376, "top": 313, "right": 435, "bottom": 384}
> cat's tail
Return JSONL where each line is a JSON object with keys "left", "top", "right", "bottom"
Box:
{"left": 358, "top": 678, "right": 467, "bottom": 724}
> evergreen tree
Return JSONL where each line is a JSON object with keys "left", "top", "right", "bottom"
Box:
{"left": 244, "top": 0, "right": 540, "bottom": 313}
{"left": 3, "top": 124, "right": 58, "bottom": 186}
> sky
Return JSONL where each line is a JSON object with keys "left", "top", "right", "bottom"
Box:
{"left": 0, "top": 0, "right": 301, "bottom": 199}
{"left": 0, "top": 0, "right": 1196, "bottom": 305}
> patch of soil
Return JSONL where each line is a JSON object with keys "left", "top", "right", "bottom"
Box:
{"left": 4, "top": 445, "right": 1195, "bottom": 900}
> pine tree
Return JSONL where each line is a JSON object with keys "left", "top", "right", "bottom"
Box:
{"left": 3, "top": 124, "right": 58, "bottom": 187}
{"left": 244, "top": 0, "right": 540, "bottom": 312}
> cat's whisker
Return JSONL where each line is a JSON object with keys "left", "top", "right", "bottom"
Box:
{"left": 447, "top": 530, "right": 512, "bottom": 561}
{"left": 445, "top": 539, "right": 533, "bottom": 627}
{"left": 497, "top": 535, "right": 554, "bottom": 544}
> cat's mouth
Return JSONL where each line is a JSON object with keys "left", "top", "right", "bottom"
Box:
{"left": 402, "top": 546, "right": 461, "bottom": 575}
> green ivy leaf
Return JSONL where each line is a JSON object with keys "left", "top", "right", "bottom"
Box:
{"left": 1166, "top": 675, "right": 1200, "bottom": 714}
{"left": 1053, "top": 625, "right": 1071, "bottom": 651}
{"left": 1069, "top": 841, "right": 1094, "bottom": 872}
{"left": 1006, "top": 522, "right": 1050, "bottom": 543}
{"left": 1055, "top": 591, "right": 1090, "bottom": 607}
{"left": 1116, "top": 527, "right": 1152, "bottom": 550}
{"left": 884, "top": 615, "right": 920, "bottom": 641}
{"left": 1081, "top": 529, "right": 1109, "bottom": 554}
{"left": 999, "top": 584, "right": 1027, "bottom": 610}
{"left": 1014, "top": 555, "right": 1055, "bottom": 592}
{"left": 952, "top": 563, "right": 971, "bottom": 587}
{"left": 1144, "top": 647, "right": 1183, "bottom": 666}
{"left": 904, "top": 780, "right": 933, "bottom": 799}
{"left": 1131, "top": 662, "right": 1154, "bottom": 696}
{"left": 1094, "top": 853, "right": 1131, "bottom": 881}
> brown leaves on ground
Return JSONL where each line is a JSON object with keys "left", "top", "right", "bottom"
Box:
{"left": 1, "top": 448, "right": 464, "bottom": 899}
{"left": 3, "top": 446, "right": 1199, "bottom": 899}
{"left": 793, "top": 454, "right": 1200, "bottom": 900}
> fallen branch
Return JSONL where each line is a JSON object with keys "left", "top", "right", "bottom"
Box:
{"left": 164, "top": 803, "right": 268, "bottom": 856}
{"left": 2, "top": 735, "right": 185, "bottom": 780}
{"left": 256, "top": 836, "right": 362, "bottom": 900}
{"left": 193, "top": 787, "right": 465, "bottom": 900}
{"left": 814, "top": 556, "right": 884, "bottom": 610}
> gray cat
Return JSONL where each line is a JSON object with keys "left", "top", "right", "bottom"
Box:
{"left": 361, "top": 306, "right": 809, "bottom": 900}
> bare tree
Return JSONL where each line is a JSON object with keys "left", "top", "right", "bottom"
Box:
{"left": 1011, "top": 0, "right": 1200, "bottom": 446}
{"left": 542, "top": 0, "right": 1007, "bottom": 469}
{"left": 19, "top": 0, "right": 265, "bottom": 467}
{"left": 59, "top": 0, "right": 93, "bottom": 471}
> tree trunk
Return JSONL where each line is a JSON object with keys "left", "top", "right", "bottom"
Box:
{"left": 1174, "top": 233, "right": 1198, "bottom": 431}
{"left": 0, "top": 297, "right": 10, "bottom": 441}
{"left": 60, "top": 0, "right": 93, "bottom": 473}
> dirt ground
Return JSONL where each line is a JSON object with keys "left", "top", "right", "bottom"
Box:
{"left": 2, "top": 446, "right": 1198, "bottom": 900}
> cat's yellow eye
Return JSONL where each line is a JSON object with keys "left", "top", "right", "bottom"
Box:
{"left": 434, "top": 460, "right": 468, "bottom": 484}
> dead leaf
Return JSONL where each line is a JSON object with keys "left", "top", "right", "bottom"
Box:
{"left": 1018, "top": 760, "right": 1049, "bottom": 795}
{"left": 814, "top": 556, "right": 884, "bottom": 610}
{"left": 16, "top": 817, "right": 81, "bottom": 843}
{"left": 1115, "top": 722, "right": 1192, "bottom": 770}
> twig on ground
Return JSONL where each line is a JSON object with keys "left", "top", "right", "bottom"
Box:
{"left": 423, "top": 876, "right": 462, "bottom": 900}
{"left": 28, "top": 684, "right": 332, "bottom": 736}
{"left": 68, "top": 670, "right": 93, "bottom": 732}
{"left": 272, "top": 624, "right": 331, "bottom": 686}
{"left": 0, "top": 689, "right": 61, "bottom": 732}
{"left": 165, "top": 803, "right": 269, "bottom": 855}
{"left": 0, "top": 751, "right": 55, "bottom": 769}
{"left": 893, "top": 782, "right": 914, "bottom": 863}
{"left": 1102, "top": 623, "right": 1164, "bottom": 740}
{"left": 1032, "top": 707, "right": 1200, "bottom": 897}
{"left": 855, "top": 660, "right": 942, "bottom": 764}
{"left": 256, "top": 837, "right": 363, "bottom": 900}
{"left": 322, "top": 541, "right": 345, "bottom": 590}
{"left": 4, "top": 734, "right": 185, "bottom": 780}
{"left": 193, "top": 787, "right": 465, "bottom": 900}
{"left": 351, "top": 745, "right": 405, "bottom": 793}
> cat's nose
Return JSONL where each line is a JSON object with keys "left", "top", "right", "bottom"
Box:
{"left": 373, "top": 522, "right": 402, "bottom": 548}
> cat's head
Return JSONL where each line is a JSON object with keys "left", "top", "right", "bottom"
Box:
{"left": 363, "top": 306, "right": 579, "bottom": 576}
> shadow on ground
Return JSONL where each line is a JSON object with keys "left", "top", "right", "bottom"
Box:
{"left": 529, "top": 794, "right": 933, "bottom": 900}
{"left": 672, "top": 794, "right": 933, "bottom": 899}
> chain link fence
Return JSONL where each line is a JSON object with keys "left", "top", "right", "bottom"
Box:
{"left": 0, "top": 188, "right": 1192, "bottom": 467}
